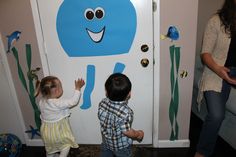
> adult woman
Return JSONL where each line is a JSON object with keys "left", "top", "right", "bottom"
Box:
{"left": 195, "top": 0, "right": 236, "bottom": 156}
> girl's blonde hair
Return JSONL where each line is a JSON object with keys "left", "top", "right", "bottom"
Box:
{"left": 34, "top": 76, "right": 59, "bottom": 98}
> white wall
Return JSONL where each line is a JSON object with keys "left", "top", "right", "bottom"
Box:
{"left": 0, "top": 0, "right": 43, "bottom": 145}
{"left": 158, "top": 0, "right": 198, "bottom": 147}
{"left": 0, "top": 35, "right": 25, "bottom": 143}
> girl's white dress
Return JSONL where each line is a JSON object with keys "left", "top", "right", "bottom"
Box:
{"left": 39, "top": 90, "right": 81, "bottom": 154}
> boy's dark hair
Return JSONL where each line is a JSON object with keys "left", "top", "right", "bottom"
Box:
{"left": 105, "top": 73, "right": 131, "bottom": 101}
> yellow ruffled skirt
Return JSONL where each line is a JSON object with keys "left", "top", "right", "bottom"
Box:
{"left": 40, "top": 117, "right": 79, "bottom": 154}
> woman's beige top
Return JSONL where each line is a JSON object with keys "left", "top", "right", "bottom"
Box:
{"left": 197, "top": 14, "right": 231, "bottom": 106}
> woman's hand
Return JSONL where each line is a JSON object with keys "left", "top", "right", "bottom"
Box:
{"left": 215, "top": 66, "right": 236, "bottom": 85}
{"left": 201, "top": 53, "right": 236, "bottom": 85}
{"left": 215, "top": 66, "right": 230, "bottom": 80}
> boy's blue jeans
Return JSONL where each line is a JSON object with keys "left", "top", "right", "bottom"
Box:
{"left": 99, "top": 143, "right": 132, "bottom": 157}
{"left": 197, "top": 80, "right": 232, "bottom": 157}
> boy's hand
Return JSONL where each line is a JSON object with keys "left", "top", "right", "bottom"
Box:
{"left": 123, "top": 129, "right": 144, "bottom": 142}
{"left": 137, "top": 130, "right": 144, "bottom": 142}
{"left": 75, "top": 78, "right": 85, "bottom": 91}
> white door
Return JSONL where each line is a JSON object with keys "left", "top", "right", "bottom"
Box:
{"left": 33, "top": 0, "right": 154, "bottom": 144}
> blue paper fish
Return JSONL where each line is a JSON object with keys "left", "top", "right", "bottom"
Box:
{"left": 161, "top": 26, "right": 179, "bottom": 41}
{"left": 167, "top": 26, "right": 179, "bottom": 40}
{"left": 6, "top": 31, "right": 21, "bottom": 52}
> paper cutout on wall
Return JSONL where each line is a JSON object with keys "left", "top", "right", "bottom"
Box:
{"left": 7, "top": 42, "right": 41, "bottom": 131}
{"left": 6, "top": 31, "right": 21, "bottom": 52}
{"left": 161, "top": 26, "right": 179, "bottom": 41}
{"left": 28, "top": 67, "right": 41, "bottom": 81}
{"left": 25, "top": 125, "right": 40, "bottom": 139}
{"left": 180, "top": 70, "right": 188, "bottom": 78}
{"left": 169, "top": 45, "right": 180, "bottom": 141}
{"left": 80, "top": 65, "right": 95, "bottom": 109}
{"left": 113, "top": 62, "right": 125, "bottom": 73}
{"left": 56, "top": 0, "right": 137, "bottom": 109}
{"left": 56, "top": 0, "right": 137, "bottom": 56}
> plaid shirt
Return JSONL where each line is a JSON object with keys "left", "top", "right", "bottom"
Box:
{"left": 98, "top": 98, "right": 134, "bottom": 151}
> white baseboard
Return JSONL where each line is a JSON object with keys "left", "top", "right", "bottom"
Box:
{"left": 25, "top": 139, "right": 190, "bottom": 148}
{"left": 26, "top": 139, "right": 44, "bottom": 146}
{"left": 156, "top": 139, "right": 190, "bottom": 148}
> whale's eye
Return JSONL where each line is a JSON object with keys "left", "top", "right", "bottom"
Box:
{"left": 95, "top": 7, "right": 105, "bottom": 19}
{"left": 84, "top": 8, "right": 94, "bottom": 20}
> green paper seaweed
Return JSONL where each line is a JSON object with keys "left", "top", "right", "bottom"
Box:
{"left": 11, "top": 45, "right": 41, "bottom": 131}
{"left": 169, "top": 45, "right": 180, "bottom": 141}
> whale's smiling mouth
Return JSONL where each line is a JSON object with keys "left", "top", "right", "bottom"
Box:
{"left": 86, "top": 27, "right": 105, "bottom": 43}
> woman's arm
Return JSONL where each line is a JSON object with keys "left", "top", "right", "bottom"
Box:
{"left": 201, "top": 53, "right": 236, "bottom": 84}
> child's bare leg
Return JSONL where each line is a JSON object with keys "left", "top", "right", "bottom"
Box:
{"left": 54, "top": 153, "right": 60, "bottom": 157}
{"left": 47, "top": 153, "right": 56, "bottom": 157}
{"left": 194, "top": 152, "right": 205, "bottom": 157}
{"left": 59, "top": 147, "right": 70, "bottom": 157}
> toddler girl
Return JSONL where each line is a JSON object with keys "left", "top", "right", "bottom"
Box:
{"left": 35, "top": 76, "right": 85, "bottom": 157}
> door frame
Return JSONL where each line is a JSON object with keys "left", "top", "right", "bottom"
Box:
{"left": 153, "top": 0, "right": 160, "bottom": 147}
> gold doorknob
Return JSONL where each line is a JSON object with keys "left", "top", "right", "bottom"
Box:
{"left": 141, "top": 58, "right": 149, "bottom": 67}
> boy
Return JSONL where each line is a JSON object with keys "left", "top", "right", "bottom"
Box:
{"left": 98, "top": 73, "right": 144, "bottom": 157}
